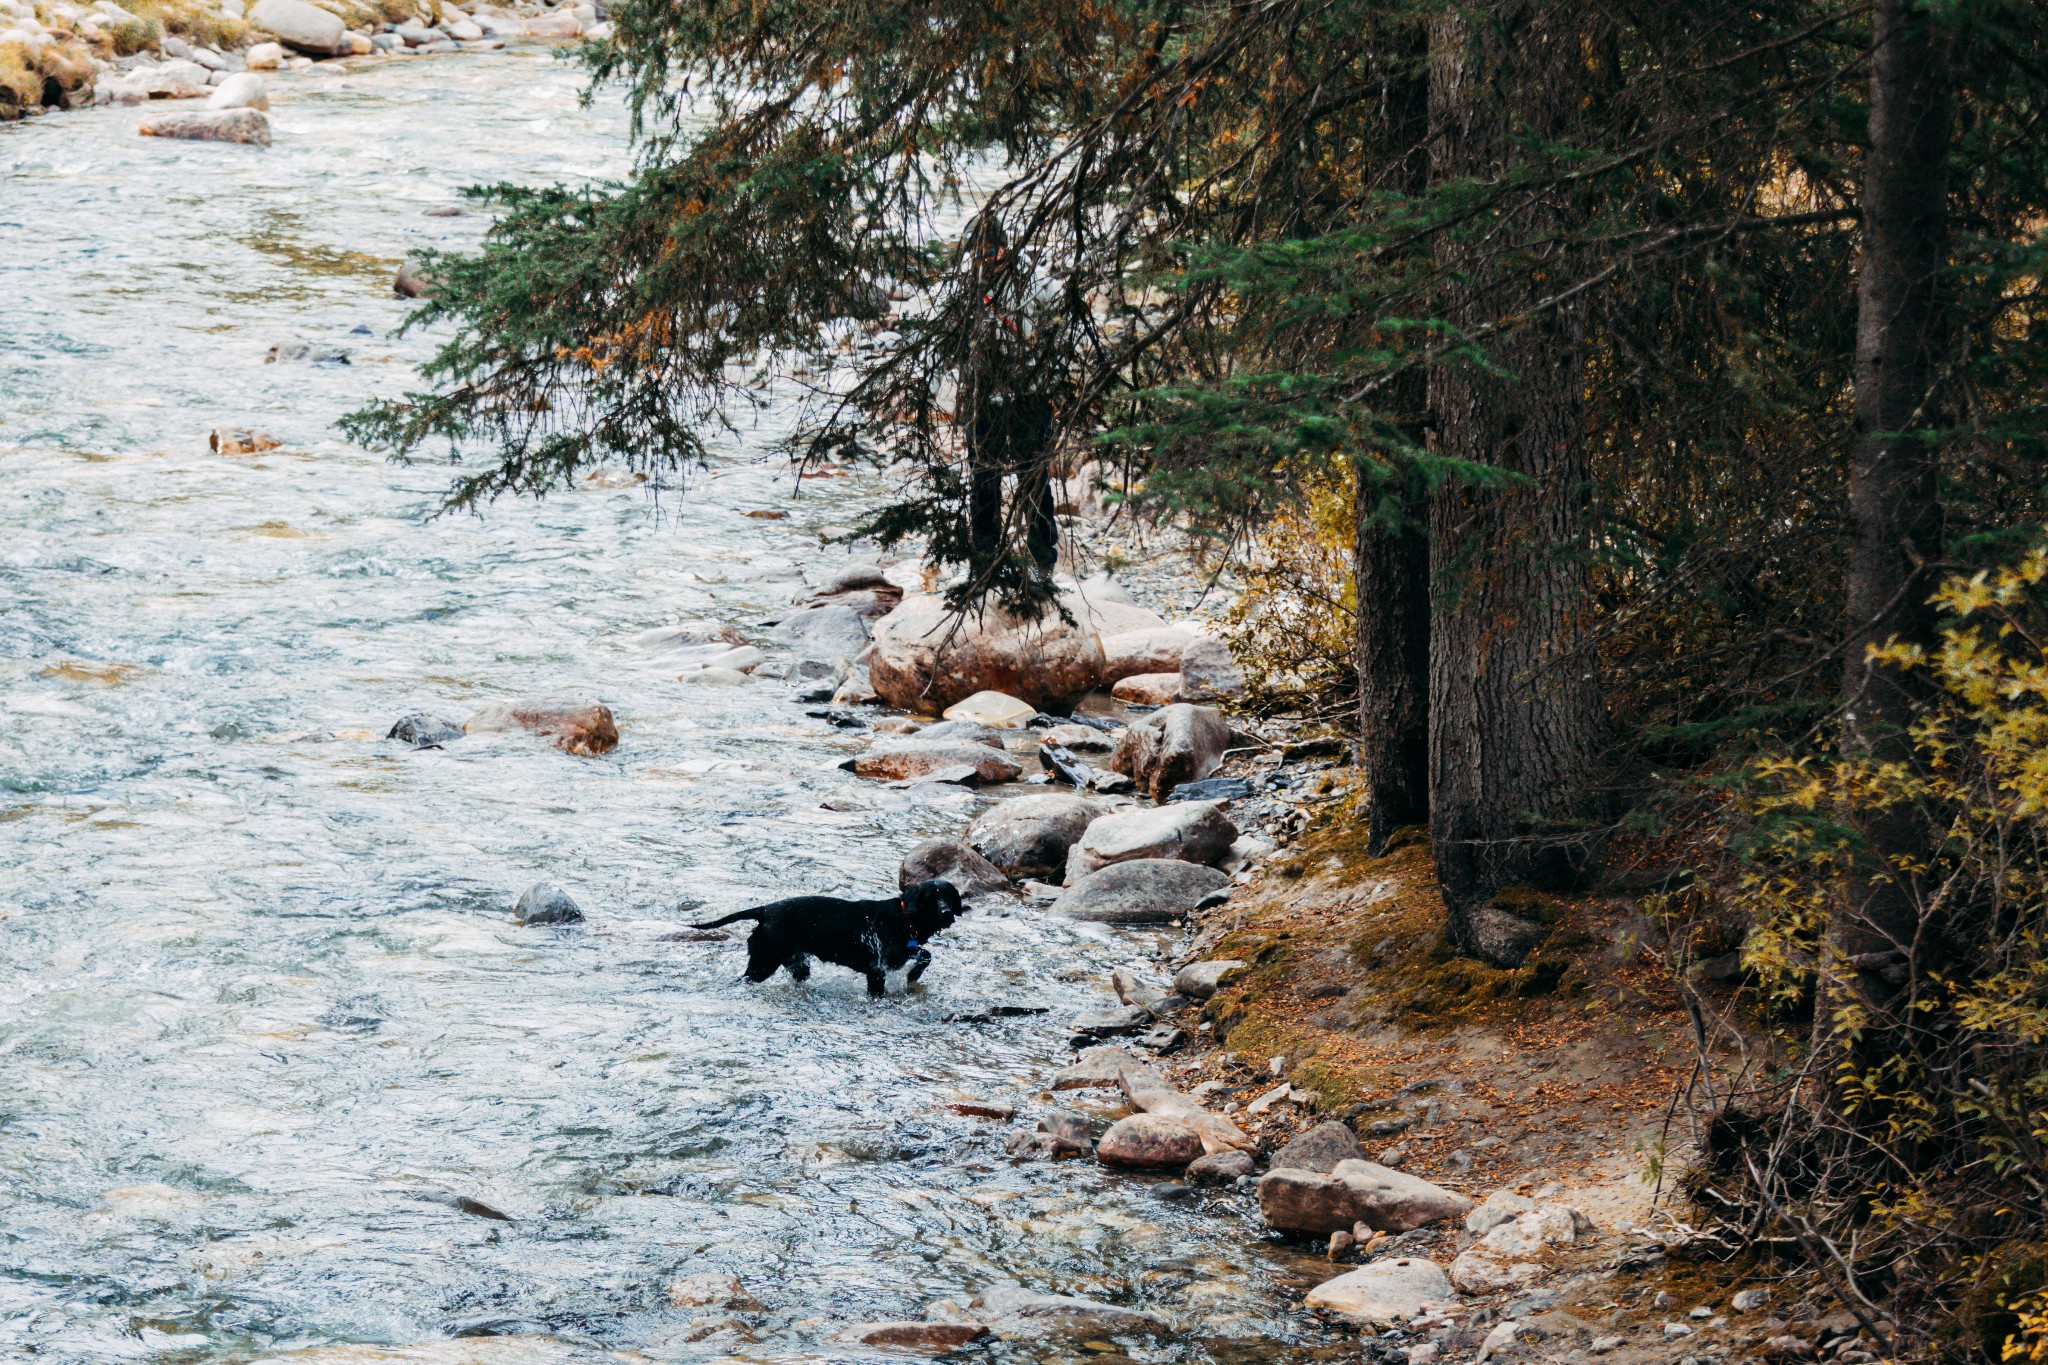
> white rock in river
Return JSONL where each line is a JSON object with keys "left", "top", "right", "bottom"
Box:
{"left": 206, "top": 72, "right": 267, "bottom": 110}
{"left": 941, "top": 689, "right": 1035, "bottom": 729}
{"left": 244, "top": 40, "right": 284, "bottom": 68}
{"left": 447, "top": 18, "right": 482, "bottom": 39}
{"left": 1303, "top": 1257, "right": 1453, "bottom": 1326}
{"left": 249, "top": 0, "right": 346, "bottom": 53}
{"left": 1064, "top": 800, "right": 1237, "bottom": 882}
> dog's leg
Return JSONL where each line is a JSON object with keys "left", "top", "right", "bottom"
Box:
{"left": 864, "top": 967, "right": 888, "bottom": 997}
{"left": 784, "top": 955, "right": 811, "bottom": 983}
{"left": 905, "top": 947, "right": 933, "bottom": 986}
{"left": 743, "top": 941, "right": 779, "bottom": 983}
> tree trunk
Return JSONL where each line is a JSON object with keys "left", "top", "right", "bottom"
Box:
{"left": 1834, "top": 0, "right": 1952, "bottom": 1012}
{"left": 1425, "top": 3, "right": 1604, "bottom": 966}
{"left": 1355, "top": 473, "right": 1430, "bottom": 856}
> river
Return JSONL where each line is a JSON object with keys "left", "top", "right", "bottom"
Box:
{"left": 0, "top": 48, "right": 1338, "bottom": 1365}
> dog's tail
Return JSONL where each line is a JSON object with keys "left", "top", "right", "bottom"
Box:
{"left": 689, "top": 908, "right": 768, "bottom": 930}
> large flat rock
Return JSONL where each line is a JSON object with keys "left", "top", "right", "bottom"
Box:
{"left": 1051, "top": 858, "right": 1230, "bottom": 924}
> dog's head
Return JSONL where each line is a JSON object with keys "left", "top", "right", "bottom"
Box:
{"left": 902, "top": 878, "right": 964, "bottom": 937}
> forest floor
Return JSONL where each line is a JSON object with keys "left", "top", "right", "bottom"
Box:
{"left": 1153, "top": 797, "right": 1856, "bottom": 1365}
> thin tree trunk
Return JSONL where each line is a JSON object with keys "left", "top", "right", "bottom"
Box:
{"left": 1356, "top": 474, "right": 1430, "bottom": 856}
{"left": 1834, "top": 0, "right": 1952, "bottom": 1013}
{"left": 1426, "top": 3, "right": 1604, "bottom": 966}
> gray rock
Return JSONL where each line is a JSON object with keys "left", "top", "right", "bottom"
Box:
{"left": 1096, "top": 1113, "right": 1204, "bottom": 1169}
{"left": 1110, "top": 703, "right": 1233, "bottom": 801}
{"left": 1053, "top": 859, "right": 1231, "bottom": 925}
{"left": 387, "top": 713, "right": 464, "bottom": 747}
{"left": 1258, "top": 1160, "right": 1473, "bottom": 1236}
{"left": 249, "top": 0, "right": 347, "bottom": 52}
{"left": 1173, "top": 959, "right": 1247, "bottom": 1000}
{"left": 853, "top": 740, "right": 1021, "bottom": 785}
{"left": 1185, "top": 1149, "right": 1255, "bottom": 1185}
{"left": 915, "top": 718, "right": 1006, "bottom": 747}
{"left": 1052, "top": 1045, "right": 1163, "bottom": 1092}
{"left": 515, "top": 884, "right": 583, "bottom": 925}
{"left": 138, "top": 109, "right": 272, "bottom": 145}
{"left": 970, "top": 1284, "right": 1173, "bottom": 1342}
{"left": 967, "top": 792, "right": 1102, "bottom": 880}
{"left": 1169, "top": 776, "right": 1254, "bottom": 801}
{"left": 1038, "top": 1110, "right": 1091, "bottom": 1155}
{"left": 1066, "top": 800, "right": 1237, "bottom": 881}
{"left": 1303, "top": 1257, "right": 1452, "bottom": 1326}
{"left": 394, "top": 256, "right": 435, "bottom": 299}
{"left": 1271, "top": 1121, "right": 1363, "bottom": 1173}
{"left": 1177, "top": 635, "right": 1246, "bottom": 701}
{"left": 1068, "top": 1006, "right": 1154, "bottom": 1039}
{"left": 769, "top": 604, "right": 870, "bottom": 660}
{"left": 898, "top": 838, "right": 1010, "bottom": 896}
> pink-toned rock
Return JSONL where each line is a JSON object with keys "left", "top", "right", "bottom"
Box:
{"left": 464, "top": 701, "right": 618, "bottom": 755}
{"left": 1096, "top": 1113, "right": 1205, "bottom": 1169}
{"left": 1258, "top": 1160, "right": 1473, "bottom": 1237}
{"left": 1110, "top": 672, "right": 1183, "bottom": 705}
{"left": 853, "top": 740, "right": 1021, "bottom": 784}
{"left": 835, "top": 1321, "right": 990, "bottom": 1351}
{"left": 868, "top": 594, "right": 1104, "bottom": 713}
{"left": 1100, "top": 627, "right": 1200, "bottom": 683}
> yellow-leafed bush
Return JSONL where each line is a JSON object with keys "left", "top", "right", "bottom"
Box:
{"left": 1217, "top": 458, "right": 1356, "bottom": 717}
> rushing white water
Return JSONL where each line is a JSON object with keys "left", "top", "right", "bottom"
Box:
{"left": 0, "top": 50, "right": 1335, "bottom": 1364}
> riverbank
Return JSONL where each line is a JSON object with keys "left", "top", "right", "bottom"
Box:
{"left": 0, "top": 0, "right": 598, "bottom": 122}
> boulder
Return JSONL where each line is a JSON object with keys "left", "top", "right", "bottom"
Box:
{"left": 1465, "top": 1190, "right": 1537, "bottom": 1236}
{"left": 1447, "top": 1247, "right": 1546, "bottom": 1296}
{"left": 941, "top": 689, "right": 1035, "bottom": 729}
{"left": 249, "top": 0, "right": 346, "bottom": 53}
{"left": 1270, "top": 1121, "right": 1363, "bottom": 1173}
{"left": 522, "top": 9, "right": 582, "bottom": 36}
{"left": 394, "top": 256, "right": 435, "bottom": 300}
{"left": 1096, "top": 1114, "right": 1204, "bottom": 1169}
{"left": 769, "top": 604, "right": 869, "bottom": 660}
{"left": 387, "top": 713, "right": 464, "bottom": 747}
{"left": 966, "top": 793, "right": 1101, "bottom": 879}
{"left": 463, "top": 701, "right": 619, "bottom": 755}
{"left": 514, "top": 884, "right": 582, "bottom": 925}
{"left": 1037, "top": 1110, "right": 1092, "bottom": 1155}
{"left": 835, "top": 1322, "right": 990, "bottom": 1351}
{"left": 1100, "top": 627, "right": 1201, "bottom": 684}
{"left": 1258, "top": 1161, "right": 1472, "bottom": 1237}
{"left": 899, "top": 838, "right": 1009, "bottom": 896}
{"left": 244, "top": 41, "right": 284, "bottom": 68}
{"left": 1064, "top": 576, "right": 1170, "bottom": 637}
{"left": 1185, "top": 1149, "right": 1254, "bottom": 1185}
{"left": 854, "top": 740, "right": 1020, "bottom": 785}
{"left": 969, "top": 1285, "right": 1172, "bottom": 1342}
{"left": 1053, "top": 859, "right": 1231, "bottom": 925}
{"left": 446, "top": 17, "right": 482, "bottom": 39}
{"left": 1110, "top": 704, "right": 1232, "bottom": 801}
{"left": 868, "top": 593, "right": 1104, "bottom": 714}
{"left": 1110, "top": 673, "right": 1182, "bottom": 706}
{"left": 1177, "top": 636, "right": 1246, "bottom": 702}
{"left": 1303, "top": 1257, "right": 1453, "bottom": 1326}
{"left": 205, "top": 71, "right": 266, "bottom": 110}
{"left": 1172, "top": 959, "right": 1246, "bottom": 1000}
{"left": 794, "top": 562, "right": 903, "bottom": 619}
{"left": 139, "top": 109, "right": 271, "bottom": 145}
{"left": 1065, "top": 800, "right": 1237, "bottom": 882}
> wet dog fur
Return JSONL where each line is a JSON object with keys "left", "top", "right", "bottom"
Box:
{"left": 692, "top": 879, "right": 964, "bottom": 996}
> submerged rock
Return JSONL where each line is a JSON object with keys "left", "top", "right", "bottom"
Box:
{"left": 769, "top": 603, "right": 870, "bottom": 660}
{"left": 1109, "top": 703, "right": 1232, "bottom": 801}
{"left": 835, "top": 1321, "right": 990, "bottom": 1351}
{"left": 1052, "top": 859, "right": 1231, "bottom": 925}
{"left": 1065, "top": 800, "right": 1237, "bottom": 882}
{"left": 139, "top": 109, "right": 272, "bottom": 145}
{"left": 387, "top": 713, "right": 464, "bottom": 747}
{"left": 969, "top": 1284, "right": 1173, "bottom": 1342}
{"left": 966, "top": 792, "right": 1101, "bottom": 880}
{"left": 514, "top": 884, "right": 582, "bottom": 925}
{"left": 463, "top": 701, "right": 619, "bottom": 755}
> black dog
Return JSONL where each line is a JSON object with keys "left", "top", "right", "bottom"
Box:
{"left": 692, "top": 879, "right": 964, "bottom": 996}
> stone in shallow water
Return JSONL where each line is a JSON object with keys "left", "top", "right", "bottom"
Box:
{"left": 1096, "top": 1113, "right": 1204, "bottom": 1169}
{"left": 388, "top": 714, "right": 464, "bottom": 747}
{"left": 1302, "top": 1256, "right": 1453, "bottom": 1326}
{"left": 514, "top": 884, "right": 582, "bottom": 926}
{"left": 1052, "top": 858, "right": 1231, "bottom": 925}
{"left": 140, "top": 109, "right": 273, "bottom": 145}
{"left": 834, "top": 1321, "right": 990, "bottom": 1351}
{"left": 969, "top": 1284, "right": 1174, "bottom": 1342}
{"left": 967, "top": 792, "right": 1101, "bottom": 880}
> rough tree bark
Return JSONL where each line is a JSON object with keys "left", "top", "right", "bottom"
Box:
{"left": 1834, "top": 0, "right": 1952, "bottom": 1013}
{"left": 1425, "top": 3, "right": 1604, "bottom": 966}
{"left": 1355, "top": 475, "right": 1430, "bottom": 856}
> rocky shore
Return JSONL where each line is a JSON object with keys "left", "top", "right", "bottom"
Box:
{"left": 0, "top": 0, "right": 603, "bottom": 124}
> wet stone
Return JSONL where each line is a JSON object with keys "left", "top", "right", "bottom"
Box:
{"left": 514, "top": 884, "right": 583, "bottom": 926}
